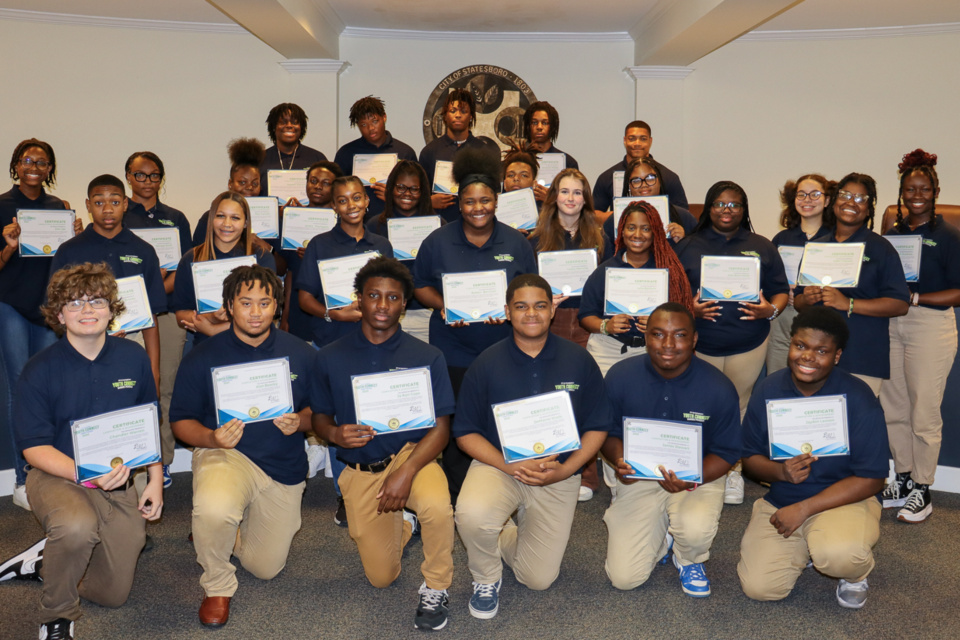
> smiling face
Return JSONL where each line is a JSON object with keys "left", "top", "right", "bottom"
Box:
{"left": 503, "top": 162, "right": 535, "bottom": 192}
{"left": 628, "top": 162, "right": 661, "bottom": 197}
{"left": 621, "top": 210, "right": 653, "bottom": 259}
{"left": 212, "top": 198, "right": 246, "bottom": 247}
{"left": 275, "top": 111, "right": 302, "bottom": 147}
{"left": 788, "top": 327, "right": 840, "bottom": 389}
{"left": 795, "top": 178, "right": 829, "bottom": 220}
{"left": 506, "top": 285, "right": 554, "bottom": 341}
{"left": 229, "top": 281, "right": 275, "bottom": 341}
{"left": 460, "top": 183, "right": 497, "bottom": 232}
{"left": 16, "top": 146, "right": 51, "bottom": 188}
{"left": 392, "top": 173, "right": 421, "bottom": 215}
{"left": 528, "top": 110, "right": 551, "bottom": 145}
{"left": 555, "top": 176, "right": 585, "bottom": 217}
{"left": 228, "top": 166, "right": 261, "bottom": 197}
{"left": 623, "top": 127, "right": 652, "bottom": 161}
{"left": 359, "top": 276, "right": 405, "bottom": 332}
{"left": 901, "top": 171, "right": 938, "bottom": 219}
{"left": 709, "top": 189, "right": 744, "bottom": 234}
{"left": 833, "top": 181, "right": 870, "bottom": 228}
{"left": 126, "top": 156, "right": 162, "bottom": 201}
{"left": 357, "top": 113, "right": 387, "bottom": 146}
{"left": 86, "top": 185, "right": 127, "bottom": 236}
{"left": 333, "top": 181, "right": 369, "bottom": 227}
{"left": 306, "top": 168, "right": 336, "bottom": 207}
{"left": 58, "top": 294, "right": 112, "bottom": 339}
{"left": 646, "top": 310, "right": 697, "bottom": 378}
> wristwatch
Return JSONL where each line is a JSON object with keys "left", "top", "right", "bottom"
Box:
{"left": 911, "top": 292, "right": 920, "bottom": 307}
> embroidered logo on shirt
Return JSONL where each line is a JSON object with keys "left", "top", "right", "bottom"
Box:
{"left": 683, "top": 411, "right": 709, "bottom": 423}
{"left": 923, "top": 239, "right": 937, "bottom": 247}
{"left": 741, "top": 251, "right": 760, "bottom": 258}
{"left": 120, "top": 255, "right": 143, "bottom": 265}
{"left": 555, "top": 383, "right": 580, "bottom": 391}
{"left": 862, "top": 256, "right": 870, "bottom": 262}
{"left": 494, "top": 254, "right": 515, "bottom": 262}
{"left": 112, "top": 379, "right": 137, "bottom": 390}
{"left": 290, "top": 374, "right": 298, "bottom": 381}
{"left": 159, "top": 219, "right": 175, "bottom": 227}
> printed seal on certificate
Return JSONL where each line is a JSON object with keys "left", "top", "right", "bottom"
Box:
{"left": 248, "top": 407, "right": 261, "bottom": 419}
{"left": 562, "top": 285, "right": 572, "bottom": 295}
{"left": 653, "top": 465, "right": 664, "bottom": 477}
{"left": 110, "top": 457, "right": 123, "bottom": 468}
{"left": 628, "top": 303, "right": 640, "bottom": 314}
{"left": 822, "top": 276, "right": 833, "bottom": 285}
{"left": 801, "top": 443, "right": 813, "bottom": 454}
{"left": 723, "top": 289, "right": 732, "bottom": 299}
{"left": 303, "top": 238, "right": 310, "bottom": 247}
{"left": 411, "top": 248, "right": 419, "bottom": 257}
{"left": 533, "top": 442, "right": 545, "bottom": 455}
{"left": 471, "top": 309, "right": 481, "bottom": 319}
{"left": 388, "top": 418, "right": 400, "bottom": 430}
{"left": 43, "top": 245, "right": 52, "bottom": 254}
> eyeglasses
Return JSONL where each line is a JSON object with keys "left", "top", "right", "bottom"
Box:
{"left": 19, "top": 158, "right": 50, "bottom": 170}
{"left": 63, "top": 298, "right": 109, "bottom": 312}
{"left": 132, "top": 172, "right": 162, "bottom": 183}
{"left": 796, "top": 190, "right": 823, "bottom": 201}
{"left": 629, "top": 174, "right": 658, "bottom": 187}
{"left": 711, "top": 201, "right": 744, "bottom": 212}
{"left": 837, "top": 190, "right": 870, "bottom": 205}
{"left": 395, "top": 184, "right": 421, "bottom": 195}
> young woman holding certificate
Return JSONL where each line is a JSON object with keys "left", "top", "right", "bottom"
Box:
{"left": 603, "top": 157, "right": 697, "bottom": 246}
{"left": 879, "top": 150, "right": 960, "bottom": 523}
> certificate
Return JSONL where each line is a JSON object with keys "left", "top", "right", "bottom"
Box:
{"left": 495, "top": 188, "right": 539, "bottom": 231}
{"left": 604, "top": 268, "right": 669, "bottom": 316}
{"left": 536, "top": 153, "right": 566, "bottom": 188}
{"left": 766, "top": 395, "right": 850, "bottom": 460}
{"left": 245, "top": 197, "right": 280, "bottom": 239}
{"left": 699, "top": 256, "right": 761, "bottom": 302}
{"left": 131, "top": 228, "right": 181, "bottom": 271}
{"left": 611, "top": 196, "right": 670, "bottom": 240}
{"left": 267, "top": 170, "right": 308, "bottom": 205}
{"left": 352, "top": 367, "right": 436, "bottom": 434}
{"left": 622, "top": 418, "right": 703, "bottom": 482}
{"left": 212, "top": 358, "right": 294, "bottom": 426}
{"left": 612, "top": 171, "right": 625, "bottom": 204}
{"left": 778, "top": 245, "right": 805, "bottom": 287}
{"left": 433, "top": 160, "right": 458, "bottom": 194}
{"left": 353, "top": 154, "right": 398, "bottom": 187}
{"left": 442, "top": 270, "right": 507, "bottom": 324}
{"left": 318, "top": 251, "right": 380, "bottom": 309}
{"left": 387, "top": 216, "right": 441, "bottom": 260}
{"left": 17, "top": 209, "right": 76, "bottom": 257}
{"left": 192, "top": 255, "right": 257, "bottom": 313}
{"left": 493, "top": 390, "right": 581, "bottom": 463}
{"left": 281, "top": 208, "right": 337, "bottom": 250}
{"left": 109, "top": 276, "right": 154, "bottom": 334}
{"left": 797, "top": 242, "right": 865, "bottom": 288}
{"left": 885, "top": 235, "right": 922, "bottom": 282}
{"left": 71, "top": 403, "right": 161, "bottom": 482}
{"left": 538, "top": 249, "right": 597, "bottom": 297}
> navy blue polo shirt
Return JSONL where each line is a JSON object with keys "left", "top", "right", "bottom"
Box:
{"left": 50, "top": 226, "right": 167, "bottom": 315}
{"left": 605, "top": 355, "right": 742, "bottom": 466}
{"left": 0, "top": 186, "right": 68, "bottom": 325}
{"left": 675, "top": 226, "right": 789, "bottom": 357}
{"left": 603, "top": 204, "right": 697, "bottom": 248}
{"left": 537, "top": 144, "right": 579, "bottom": 172}
{"left": 530, "top": 229, "right": 612, "bottom": 310}
{"left": 412, "top": 220, "right": 537, "bottom": 369}
{"left": 798, "top": 225, "right": 909, "bottom": 378}
{"left": 771, "top": 224, "right": 832, "bottom": 249}
{"left": 169, "top": 327, "right": 315, "bottom": 485}
{"left": 887, "top": 216, "right": 960, "bottom": 311}
{"left": 743, "top": 368, "right": 889, "bottom": 509}
{"left": 593, "top": 156, "right": 688, "bottom": 213}
{"left": 310, "top": 328, "right": 456, "bottom": 465}
{"left": 294, "top": 224, "right": 394, "bottom": 348}
{"left": 14, "top": 336, "right": 157, "bottom": 459}
{"left": 578, "top": 251, "right": 655, "bottom": 341}
{"left": 452, "top": 334, "right": 613, "bottom": 465}
{"left": 124, "top": 199, "right": 192, "bottom": 310}
{"left": 334, "top": 132, "right": 418, "bottom": 221}
{"left": 258, "top": 143, "right": 328, "bottom": 198}
{"left": 418, "top": 133, "right": 500, "bottom": 222}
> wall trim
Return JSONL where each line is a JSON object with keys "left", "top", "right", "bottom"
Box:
{"left": 279, "top": 59, "right": 349, "bottom": 74}
{"left": 740, "top": 21, "right": 960, "bottom": 42}
{"left": 0, "top": 8, "right": 247, "bottom": 34}
{"left": 625, "top": 65, "right": 694, "bottom": 80}
{"left": 340, "top": 26, "right": 633, "bottom": 42}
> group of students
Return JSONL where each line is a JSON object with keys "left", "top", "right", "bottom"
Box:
{"left": 0, "top": 90, "right": 956, "bottom": 638}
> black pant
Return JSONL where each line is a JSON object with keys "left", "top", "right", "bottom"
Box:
{"left": 441, "top": 366, "right": 473, "bottom": 506}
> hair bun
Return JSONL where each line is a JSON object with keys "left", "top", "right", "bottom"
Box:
{"left": 899, "top": 148, "right": 937, "bottom": 173}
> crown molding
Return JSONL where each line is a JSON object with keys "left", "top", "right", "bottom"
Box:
{"left": 279, "top": 59, "right": 349, "bottom": 74}
{"left": 0, "top": 8, "right": 246, "bottom": 34}
{"left": 625, "top": 66, "right": 693, "bottom": 80}
{"left": 340, "top": 26, "right": 632, "bottom": 43}
{"left": 740, "top": 21, "right": 960, "bottom": 42}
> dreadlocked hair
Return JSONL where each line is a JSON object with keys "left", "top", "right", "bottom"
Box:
{"left": 615, "top": 201, "right": 695, "bottom": 315}
{"left": 502, "top": 139, "right": 540, "bottom": 179}
{"left": 228, "top": 138, "right": 266, "bottom": 176}
{"left": 222, "top": 265, "right": 284, "bottom": 321}
{"left": 349, "top": 96, "right": 386, "bottom": 127}
{"left": 529, "top": 168, "right": 604, "bottom": 256}
{"left": 896, "top": 149, "right": 939, "bottom": 231}
{"left": 523, "top": 101, "right": 560, "bottom": 142}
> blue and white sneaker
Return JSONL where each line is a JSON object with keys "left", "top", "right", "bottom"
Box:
{"left": 469, "top": 578, "right": 502, "bottom": 619}
{"left": 673, "top": 554, "right": 711, "bottom": 597}
{"left": 660, "top": 532, "right": 674, "bottom": 564}
{"left": 162, "top": 465, "right": 172, "bottom": 489}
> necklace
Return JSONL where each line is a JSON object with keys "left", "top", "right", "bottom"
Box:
{"left": 278, "top": 144, "right": 298, "bottom": 171}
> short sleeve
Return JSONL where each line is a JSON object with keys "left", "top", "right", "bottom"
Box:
{"left": 168, "top": 354, "right": 208, "bottom": 424}
{"left": 451, "top": 362, "right": 489, "bottom": 439}
{"left": 309, "top": 352, "right": 337, "bottom": 417}
{"left": 13, "top": 364, "right": 56, "bottom": 451}
{"left": 295, "top": 241, "right": 323, "bottom": 296}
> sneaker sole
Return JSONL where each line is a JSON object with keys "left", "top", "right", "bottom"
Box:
{"left": 723, "top": 496, "right": 744, "bottom": 505}
{"left": 882, "top": 498, "right": 906, "bottom": 509}
{"left": 0, "top": 538, "right": 46, "bottom": 581}
{"left": 414, "top": 618, "right": 449, "bottom": 631}
{"left": 897, "top": 504, "right": 932, "bottom": 523}
{"left": 836, "top": 593, "right": 867, "bottom": 609}
{"left": 468, "top": 604, "right": 499, "bottom": 619}
{"left": 680, "top": 586, "right": 711, "bottom": 597}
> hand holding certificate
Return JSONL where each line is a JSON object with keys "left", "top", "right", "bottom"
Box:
{"left": 71, "top": 403, "right": 161, "bottom": 482}
{"left": 797, "top": 242, "right": 865, "bottom": 287}
{"left": 352, "top": 368, "right": 436, "bottom": 434}
{"left": 354, "top": 154, "right": 398, "bottom": 187}
{"left": 131, "top": 228, "right": 181, "bottom": 270}
{"left": 495, "top": 188, "right": 538, "bottom": 231}
{"left": 245, "top": 197, "right": 280, "bottom": 239}
{"left": 281, "top": 207, "right": 337, "bottom": 250}
{"left": 699, "top": 256, "right": 761, "bottom": 302}
{"left": 442, "top": 270, "right": 507, "bottom": 324}
{"left": 622, "top": 418, "right": 703, "bottom": 483}
{"left": 318, "top": 251, "right": 380, "bottom": 309}
{"left": 604, "top": 268, "right": 669, "bottom": 316}
{"left": 109, "top": 275, "right": 154, "bottom": 334}
{"left": 192, "top": 255, "right": 257, "bottom": 313}
{"left": 212, "top": 358, "right": 294, "bottom": 426}
{"left": 493, "top": 391, "right": 581, "bottom": 463}
{"left": 538, "top": 249, "right": 597, "bottom": 297}
{"left": 766, "top": 395, "right": 850, "bottom": 460}
{"left": 267, "top": 170, "right": 308, "bottom": 205}
{"left": 17, "top": 209, "right": 76, "bottom": 257}
{"left": 885, "top": 235, "right": 922, "bottom": 282}
{"left": 388, "top": 216, "right": 441, "bottom": 259}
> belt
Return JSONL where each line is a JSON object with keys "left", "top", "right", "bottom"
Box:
{"left": 612, "top": 333, "right": 646, "bottom": 353}
{"left": 338, "top": 454, "right": 396, "bottom": 474}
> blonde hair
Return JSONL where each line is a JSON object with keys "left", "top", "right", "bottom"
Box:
{"left": 193, "top": 192, "right": 254, "bottom": 263}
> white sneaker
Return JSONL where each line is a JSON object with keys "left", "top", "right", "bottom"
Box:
{"left": 578, "top": 486, "right": 594, "bottom": 502}
{"left": 13, "top": 483, "right": 31, "bottom": 511}
{"left": 836, "top": 578, "right": 868, "bottom": 609}
{"left": 724, "top": 470, "right": 744, "bottom": 505}
{"left": 305, "top": 444, "right": 327, "bottom": 479}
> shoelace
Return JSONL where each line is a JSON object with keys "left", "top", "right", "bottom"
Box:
{"left": 473, "top": 581, "right": 498, "bottom": 598}
{"left": 682, "top": 563, "right": 708, "bottom": 585}
{"left": 418, "top": 586, "right": 446, "bottom": 612}
{"left": 841, "top": 579, "right": 868, "bottom": 593}
{"left": 902, "top": 487, "right": 927, "bottom": 511}
{"left": 42, "top": 620, "right": 72, "bottom": 640}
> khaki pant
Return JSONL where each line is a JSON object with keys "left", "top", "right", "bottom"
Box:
{"left": 853, "top": 374, "right": 882, "bottom": 397}
{"left": 338, "top": 442, "right": 454, "bottom": 590}
{"left": 765, "top": 304, "right": 798, "bottom": 374}
{"left": 455, "top": 460, "right": 580, "bottom": 590}
{"left": 604, "top": 476, "right": 725, "bottom": 590}
{"left": 157, "top": 312, "right": 186, "bottom": 464}
{"left": 737, "top": 497, "right": 881, "bottom": 601}
{"left": 191, "top": 447, "right": 305, "bottom": 597}
{"left": 697, "top": 338, "right": 768, "bottom": 420}
{"left": 26, "top": 467, "right": 145, "bottom": 623}
{"left": 400, "top": 308, "right": 432, "bottom": 344}
{"left": 586, "top": 332, "right": 646, "bottom": 377}
{"left": 881, "top": 306, "right": 958, "bottom": 485}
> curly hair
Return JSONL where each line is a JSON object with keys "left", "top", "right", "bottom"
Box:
{"left": 349, "top": 96, "right": 386, "bottom": 127}
{"left": 354, "top": 255, "right": 415, "bottom": 303}
{"left": 692, "top": 181, "right": 753, "bottom": 234}
{"left": 194, "top": 192, "right": 254, "bottom": 263}
{"left": 529, "top": 168, "right": 604, "bottom": 257}
{"left": 378, "top": 160, "right": 435, "bottom": 227}
{"left": 228, "top": 137, "right": 266, "bottom": 176}
{"left": 42, "top": 262, "right": 126, "bottom": 335}
{"left": 265, "top": 103, "right": 308, "bottom": 144}
{"left": 833, "top": 173, "right": 878, "bottom": 230}
{"left": 443, "top": 88, "right": 476, "bottom": 128}
{"left": 9, "top": 139, "right": 57, "bottom": 187}
{"left": 523, "top": 101, "right": 560, "bottom": 143}
{"left": 452, "top": 147, "right": 500, "bottom": 195}
{"left": 222, "top": 264, "right": 284, "bottom": 321}
{"left": 502, "top": 140, "right": 540, "bottom": 180}
{"left": 791, "top": 305, "right": 849, "bottom": 351}
{"left": 779, "top": 174, "right": 835, "bottom": 229}
{"left": 896, "top": 149, "right": 939, "bottom": 231}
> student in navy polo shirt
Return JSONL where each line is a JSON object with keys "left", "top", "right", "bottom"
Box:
{"left": 311, "top": 256, "right": 456, "bottom": 632}
{"left": 522, "top": 101, "right": 579, "bottom": 204}
{"left": 454, "top": 274, "right": 612, "bottom": 619}
{"left": 259, "top": 102, "right": 328, "bottom": 197}
{"left": 795, "top": 173, "right": 909, "bottom": 398}
{"left": 501, "top": 142, "right": 540, "bottom": 209}
{"left": 0, "top": 263, "right": 162, "bottom": 640}
{"left": 592, "top": 120, "right": 688, "bottom": 213}
{"left": 738, "top": 307, "right": 888, "bottom": 609}
{"left": 767, "top": 173, "right": 834, "bottom": 374}
{"left": 366, "top": 160, "right": 440, "bottom": 344}
{"left": 334, "top": 96, "right": 418, "bottom": 221}
{"left": 880, "top": 150, "right": 960, "bottom": 523}
{"left": 675, "top": 180, "right": 789, "bottom": 505}
{"left": 602, "top": 303, "right": 741, "bottom": 598}
{"left": 413, "top": 149, "right": 537, "bottom": 503}
{"left": 170, "top": 265, "right": 316, "bottom": 628}
{"left": 0, "top": 138, "right": 79, "bottom": 509}
{"left": 418, "top": 88, "right": 500, "bottom": 222}
{"left": 50, "top": 175, "right": 167, "bottom": 395}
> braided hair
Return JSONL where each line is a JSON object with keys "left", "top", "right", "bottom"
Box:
{"left": 614, "top": 201, "right": 694, "bottom": 315}
{"left": 896, "top": 149, "right": 939, "bottom": 231}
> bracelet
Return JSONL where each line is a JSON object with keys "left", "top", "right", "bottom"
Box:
{"left": 81, "top": 480, "right": 98, "bottom": 489}
{"left": 600, "top": 319, "right": 609, "bottom": 336}
{"left": 847, "top": 298, "right": 855, "bottom": 317}
{"left": 911, "top": 292, "right": 920, "bottom": 307}
{"left": 768, "top": 305, "right": 780, "bottom": 321}
{"left": 686, "top": 482, "right": 699, "bottom": 492}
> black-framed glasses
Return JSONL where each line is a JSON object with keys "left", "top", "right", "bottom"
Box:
{"left": 19, "top": 158, "right": 50, "bottom": 170}
{"left": 395, "top": 184, "right": 421, "bottom": 195}
{"left": 132, "top": 172, "right": 162, "bottom": 183}
{"left": 796, "top": 190, "right": 823, "bottom": 201}
{"left": 629, "top": 174, "right": 658, "bottom": 187}
{"left": 837, "top": 190, "right": 870, "bottom": 204}
{"left": 64, "top": 298, "right": 109, "bottom": 312}
{"left": 711, "top": 201, "right": 744, "bottom": 212}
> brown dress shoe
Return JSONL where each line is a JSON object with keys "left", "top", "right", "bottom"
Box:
{"left": 199, "top": 596, "right": 231, "bottom": 627}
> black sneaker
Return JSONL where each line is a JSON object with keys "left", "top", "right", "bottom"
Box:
{"left": 414, "top": 582, "right": 449, "bottom": 631}
{"left": 404, "top": 508, "right": 421, "bottom": 537}
{"left": 898, "top": 483, "right": 932, "bottom": 523}
{"left": 882, "top": 472, "right": 912, "bottom": 509}
{"left": 0, "top": 538, "right": 45, "bottom": 582}
{"left": 39, "top": 618, "right": 74, "bottom": 639}
{"left": 334, "top": 496, "right": 348, "bottom": 527}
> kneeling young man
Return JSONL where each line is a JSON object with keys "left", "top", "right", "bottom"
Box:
{"left": 602, "top": 303, "right": 741, "bottom": 597}
{"left": 454, "top": 274, "right": 612, "bottom": 619}
{"left": 170, "top": 265, "right": 316, "bottom": 627}
{"left": 311, "top": 256, "right": 456, "bottom": 631}
{"left": 737, "top": 307, "right": 888, "bottom": 608}
{"left": 0, "top": 263, "right": 163, "bottom": 640}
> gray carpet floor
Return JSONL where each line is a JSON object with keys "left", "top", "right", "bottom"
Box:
{"left": 1, "top": 471, "right": 957, "bottom": 639}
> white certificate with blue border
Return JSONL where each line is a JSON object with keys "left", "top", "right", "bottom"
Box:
{"left": 433, "top": 160, "right": 457, "bottom": 194}
{"left": 388, "top": 216, "right": 442, "bottom": 260}
{"left": 604, "top": 268, "right": 669, "bottom": 316}
{"left": 495, "top": 188, "right": 538, "bottom": 231}
{"left": 353, "top": 154, "right": 398, "bottom": 187}
{"left": 623, "top": 418, "right": 703, "bottom": 482}
{"left": 493, "top": 390, "right": 581, "bottom": 463}
{"left": 212, "top": 358, "right": 294, "bottom": 426}
{"left": 318, "top": 251, "right": 380, "bottom": 310}
{"left": 109, "top": 275, "right": 154, "bottom": 334}
{"left": 612, "top": 196, "right": 670, "bottom": 239}
{"left": 245, "top": 197, "right": 280, "bottom": 239}
{"left": 538, "top": 249, "right": 597, "bottom": 297}
{"left": 535, "top": 153, "right": 566, "bottom": 188}
{"left": 884, "top": 235, "right": 922, "bottom": 283}
{"left": 612, "top": 172, "right": 624, "bottom": 205}
{"left": 192, "top": 255, "right": 257, "bottom": 313}
{"left": 797, "top": 242, "right": 865, "bottom": 287}
{"left": 352, "top": 367, "right": 436, "bottom": 434}
{"left": 778, "top": 246, "right": 805, "bottom": 287}
{"left": 281, "top": 208, "right": 337, "bottom": 250}
{"left": 699, "top": 256, "right": 761, "bottom": 302}
{"left": 267, "top": 170, "right": 308, "bottom": 205}
{"left": 131, "top": 228, "right": 181, "bottom": 271}
{"left": 767, "top": 395, "right": 850, "bottom": 460}
{"left": 442, "top": 270, "right": 507, "bottom": 324}
{"left": 71, "top": 403, "right": 161, "bottom": 482}
{"left": 17, "top": 209, "right": 75, "bottom": 257}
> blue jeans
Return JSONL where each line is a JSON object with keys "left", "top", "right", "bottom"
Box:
{"left": 0, "top": 302, "right": 58, "bottom": 484}
{"left": 311, "top": 340, "right": 345, "bottom": 496}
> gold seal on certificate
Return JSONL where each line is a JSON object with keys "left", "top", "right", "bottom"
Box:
{"left": 723, "top": 289, "right": 732, "bottom": 298}
{"left": 797, "top": 242, "right": 865, "bottom": 287}
{"left": 43, "top": 245, "right": 52, "bottom": 254}
{"left": 653, "top": 465, "right": 664, "bottom": 477}
{"left": 822, "top": 276, "right": 832, "bottom": 285}
{"left": 801, "top": 443, "right": 813, "bottom": 454}
{"left": 71, "top": 403, "right": 161, "bottom": 483}
{"left": 628, "top": 303, "right": 640, "bottom": 314}
{"left": 369, "top": 177, "right": 377, "bottom": 184}
{"left": 388, "top": 418, "right": 400, "bottom": 430}
{"left": 352, "top": 368, "right": 437, "bottom": 434}
{"left": 110, "top": 457, "right": 123, "bottom": 468}
{"left": 411, "top": 248, "right": 418, "bottom": 257}
{"left": 248, "top": 407, "right": 261, "bottom": 419}
{"left": 304, "top": 238, "right": 310, "bottom": 247}
{"left": 533, "top": 442, "right": 545, "bottom": 455}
